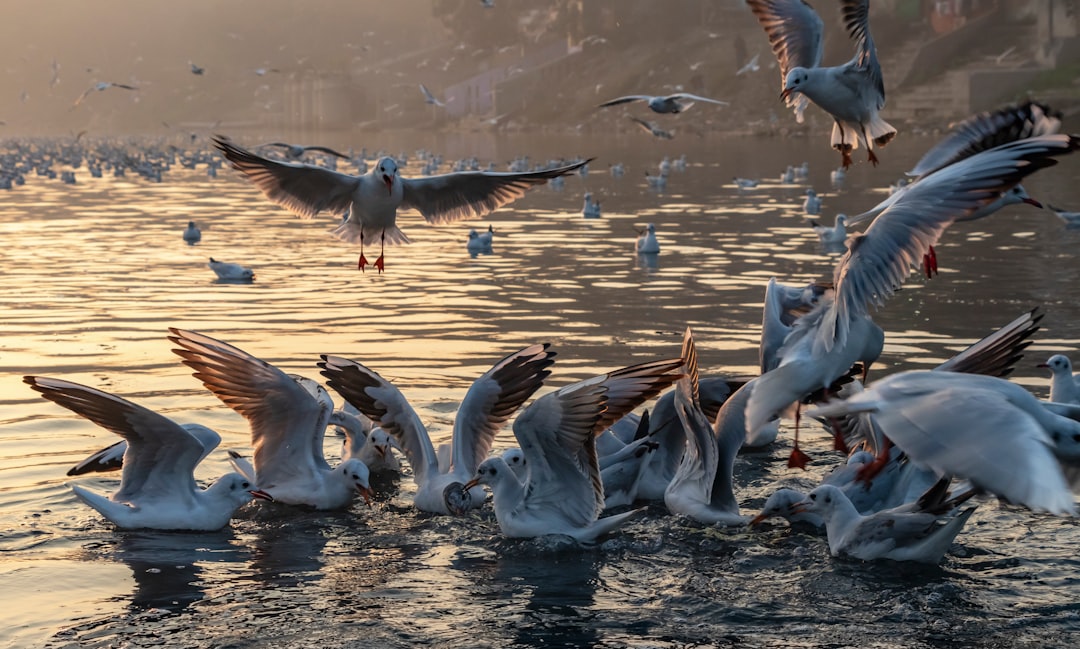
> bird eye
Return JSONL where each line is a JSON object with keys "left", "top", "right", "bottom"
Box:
{"left": 1073, "top": 434, "right": 1080, "bottom": 443}
{"left": 490, "top": 468, "right": 497, "bottom": 476}
{"left": 809, "top": 493, "right": 817, "bottom": 500}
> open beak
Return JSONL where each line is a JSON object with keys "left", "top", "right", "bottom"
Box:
{"left": 249, "top": 489, "right": 274, "bottom": 502}
{"left": 383, "top": 175, "right": 393, "bottom": 196}
{"left": 748, "top": 512, "right": 770, "bottom": 527}
{"left": 463, "top": 478, "right": 480, "bottom": 491}
{"left": 375, "top": 445, "right": 387, "bottom": 459}
{"left": 1037, "top": 363, "right": 1049, "bottom": 368}
{"left": 1023, "top": 197, "right": 1044, "bottom": 208}
{"left": 791, "top": 502, "right": 810, "bottom": 514}
{"left": 357, "top": 485, "right": 374, "bottom": 507}
{"left": 780, "top": 87, "right": 793, "bottom": 101}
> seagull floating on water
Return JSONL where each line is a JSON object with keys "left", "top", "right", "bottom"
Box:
{"left": 169, "top": 329, "right": 374, "bottom": 510}
{"left": 183, "top": 221, "right": 201, "bottom": 244}
{"left": 1038, "top": 354, "right": 1080, "bottom": 404}
{"left": 636, "top": 223, "right": 660, "bottom": 254}
{"left": 208, "top": 258, "right": 253, "bottom": 282}
{"left": 318, "top": 344, "right": 556, "bottom": 515}
{"left": 26, "top": 376, "right": 269, "bottom": 530}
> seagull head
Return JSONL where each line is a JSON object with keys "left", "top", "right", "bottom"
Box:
{"left": 1038, "top": 354, "right": 1071, "bottom": 373}
{"left": 339, "top": 458, "right": 374, "bottom": 505}
{"left": 780, "top": 68, "right": 809, "bottom": 101}
{"left": 375, "top": 157, "right": 398, "bottom": 196}
{"left": 1007, "top": 185, "right": 1042, "bottom": 209}
{"left": 464, "top": 457, "right": 506, "bottom": 491}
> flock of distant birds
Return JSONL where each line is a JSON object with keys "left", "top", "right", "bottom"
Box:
{"left": 12, "top": 0, "right": 1080, "bottom": 565}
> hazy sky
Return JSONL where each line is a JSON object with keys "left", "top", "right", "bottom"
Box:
{"left": 0, "top": 0, "right": 440, "bottom": 134}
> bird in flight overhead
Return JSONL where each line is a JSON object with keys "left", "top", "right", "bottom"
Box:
{"left": 213, "top": 137, "right": 591, "bottom": 273}
{"left": 598, "top": 93, "right": 728, "bottom": 114}
{"left": 419, "top": 83, "right": 446, "bottom": 107}
{"left": 72, "top": 81, "right": 138, "bottom": 108}
{"left": 747, "top": 0, "right": 895, "bottom": 168}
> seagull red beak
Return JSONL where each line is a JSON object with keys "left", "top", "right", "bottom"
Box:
{"left": 748, "top": 512, "right": 770, "bottom": 527}
{"left": 383, "top": 175, "right": 393, "bottom": 196}
{"left": 1023, "top": 197, "right": 1043, "bottom": 208}
{"left": 463, "top": 477, "right": 480, "bottom": 491}
{"left": 357, "top": 485, "right": 374, "bottom": 506}
{"left": 249, "top": 489, "right": 274, "bottom": 502}
{"left": 1037, "top": 363, "right": 1050, "bottom": 368}
{"left": 780, "top": 87, "right": 793, "bottom": 101}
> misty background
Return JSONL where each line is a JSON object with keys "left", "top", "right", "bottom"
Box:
{"left": 1, "top": 1, "right": 1077, "bottom": 138}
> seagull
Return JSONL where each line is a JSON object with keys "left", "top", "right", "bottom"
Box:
{"left": 597, "top": 93, "right": 728, "bottom": 114}
{"left": 806, "top": 371, "right": 1080, "bottom": 516}
{"left": 846, "top": 102, "right": 1060, "bottom": 276}
{"left": 318, "top": 344, "right": 556, "bottom": 515}
{"left": 72, "top": 81, "right": 138, "bottom": 108}
{"left": 794, "top": 483, "right": 976, "bottom": 564}
{"left": 419, "top": 83, "right": 446, "bottom": 107}
{"left": 464, "top": 356, "right": 684, "bottom": 542}
{"left": 1038, "top": 354, "right": 1080, "bottom": 404}
{"left": 467, "top": 225, "right": 494, "bottom": 256}
{"left": 208, "top": 258, "right": 254, "bottom": 282}
{"left": 168, "top": 329, "right": 374, "bottom": 510}
{"left": 628, "top": 117, "right": 674, "bottom": 139}
{"left": 636, "top": 223, "right": 660, "bottom": 254}
{"left": 809, "top": 213, "right": 847, "bottom": 246}
{"left": 213, "top": 137, "right": 590, "bottom": 273}
{"left": 183, "top": 221, "right": 201, "bottom": 244}
{"left": 190, "top": 62, "right": 205, "bottom": 75}
{"left": 257, "top": 141, "right": 351, "bottom": 161}
{"left": 736, "top": 53, "right": 762, "bottom": 76}
{"left": 582, "top": 192, "right": 601, "bottom": 218}
{"left": 50, "top": 59, "right": 60, "bottom": 87}
{"left": 1047, "top": 204, "right": 1080, "bottom": 227}
{"left": 733, "top": 176, "right": 759, "bottom": 189}
{"left": 25, "top": 376, "right": 269, "bottom": 530}
{"left": 803, "top": 188, "right": 822, "bottom": 215}
{"left": 745, "top": 133, "right": 1080, "bottom": 461}
{"left": 663, "top": 329, "right": 748, "bottom": 526}
{"left": 748, "top": 0, "right": 896, "bottom": 168}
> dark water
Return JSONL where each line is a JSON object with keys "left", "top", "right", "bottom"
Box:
{"left": 2, "top": 133, "right": 1080, "bottom": 648}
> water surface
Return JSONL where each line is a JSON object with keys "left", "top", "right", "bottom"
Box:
{"left": 2, "top": 133, "right": 1080, "bottom": 648}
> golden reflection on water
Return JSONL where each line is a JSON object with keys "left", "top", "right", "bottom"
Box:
{"left": 1, "top": 134, "right": 1080, "bottom": 646}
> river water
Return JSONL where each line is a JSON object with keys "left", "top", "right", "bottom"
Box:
{"left": 1, "top": 132, "right": 1079, "bottom": 648}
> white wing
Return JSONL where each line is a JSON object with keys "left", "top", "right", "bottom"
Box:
{"left": 514, "top": 376, "right": 608, "bottom": 526}
{"left": 451, "top": 343, "right": 555, "bottom": 476}
{"left": 25, "top": 376, "right": 205, "bottom": 505}
{"left": 213, "top": 137, "right": 359, "bottom": 220}
{"left": 400, "top": 160, "right": 591, "bottom": 224}
{"left": 746, "top": 0, "right": 824, "bottom": 120}
{"left": 169, "top": 329, "right": 331, "bottom": 488}
{"left": 319, "top": 355, "right": 440, "bottom": 485}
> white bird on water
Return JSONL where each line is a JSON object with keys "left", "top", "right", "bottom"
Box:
{"left": 213, "top": 137, "right": 589, "bottom": 273}
{"left": 663, "top": 329, "right": 748, "bottom": 526}
{"left": 806, "top": 371, "right": 1080, "bottom": 516}
{"left": 1039, "top": 354, "right": 1080, "bottom": 404}
{"left": 464, "top": 356, "right": 684, "bottom": 543}
{"left": 636, "top": 223, "right": 660, "bottom": 254}
{"left": 748, "top": 0, "right": 896, "bottom": 168}
{"left": 208, "top": 258, "right": 253, "bottom": 282}
{"left": 582, "top": 192, "right": 602, "bottom": 218}
{"left": 183, "top": 221, "right": 201, "bottom": 244}
{"left": 168, "top": 329, "right": 374, "bottom": 510}
{"left": 26, "top": 376, "right": 270, "bottom": 530}
{"left": 467, "top": 225, "right": 494, "bottom": 255}
{"left": 597, "top": 92, "right": 729, "bottom": 114}
{"left": 794, "top": 483, "right": 977, "bottom": 564}
{"left": 318, "top": 344, "right": 556, "bottom": 515}
{"left": 809, "top": 213, "right": 847, "bottom": 246}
